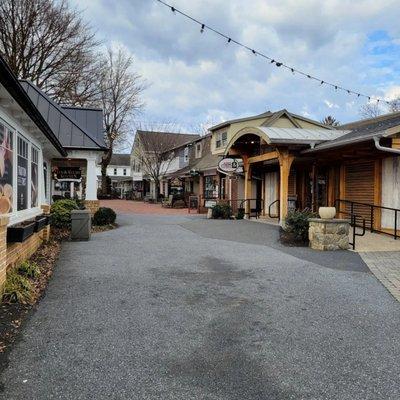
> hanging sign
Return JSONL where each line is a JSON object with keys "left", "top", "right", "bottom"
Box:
{"left": 218, "top": 157, "right": 244, "bottom": 174}
{"left": 53, "top": 166, "right": 82, "bottom": 180}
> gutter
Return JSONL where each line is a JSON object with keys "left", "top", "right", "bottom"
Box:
{"left": 373, "top": 136, "right": 400, "bottom": 155}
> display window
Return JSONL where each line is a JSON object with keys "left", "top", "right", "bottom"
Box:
{"left": 0, "top": 122, "right": 13, "bottom": 214}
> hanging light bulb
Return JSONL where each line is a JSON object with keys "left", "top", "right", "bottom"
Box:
{"left": 200, "top": 24, "right": 205, "bottom": 33}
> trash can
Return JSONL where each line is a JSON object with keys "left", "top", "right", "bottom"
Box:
{"left": 71, "top": 210, "right": 91, "bottom": 241}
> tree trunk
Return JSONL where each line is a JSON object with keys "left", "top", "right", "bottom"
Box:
{"left": 101, "top": 146, "right": 113, "bottom": 196}
{"left": 154, "top": 180, "right": 160, "bottom": 202}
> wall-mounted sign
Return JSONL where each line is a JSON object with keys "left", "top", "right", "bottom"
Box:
{"left": 218, "top": 157, "right": 244, "bottom": 174}
{"left": 53, "top": 166, "right": 82, "bottom": 180}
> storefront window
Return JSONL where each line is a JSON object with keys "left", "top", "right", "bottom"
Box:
{"left": 17, "top": 136, "right": 28, "bottom": 211}
{"left": 43, "top": 162, "right": 48, "bottom": 200}
{"left": 0, "top": 122, "right": 13, "bottom": 214}
{"left": 31, "top": 147, "right": 39, "bottom": 207}
{"left": 204, "top": 175, "right": 218, "bottom": 199}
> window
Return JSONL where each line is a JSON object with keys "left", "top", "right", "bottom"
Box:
{"left": 204, "top": 175, "right": 218, "bottom": 199}
{"left": 43, "top": 162, "right": 48, "bottom": 200}
{"left": 215, "top": 131, "right": 227, "bottom": 148}
{"left": 123, "top": 168, "right": 127, "bottom": 176}
{"left": 0, "top": 122, "right": 13, "bottom": 213}
{"left": 195, "top": 143, "right": 202, "bottom": 158}
{"left": 17, "top": 136, "right": 28, "bottom": 211}
{"left": 183, "top": 147, "right": 189, "bottom": 163}
{"left": 31, "top": 147, "right": 39, "bottom": 207}
{"left": 114, "top": 168, "right": 117, "bottom": 175}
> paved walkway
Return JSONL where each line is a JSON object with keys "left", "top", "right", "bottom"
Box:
{"left": 1, "top": 214, "right": 399, "bottom": 399}
{"left": 100, "top": 199, "right": 190, "bottom": 215}
{"left": 360, "top": 251, "right": 400, "bottom": 301}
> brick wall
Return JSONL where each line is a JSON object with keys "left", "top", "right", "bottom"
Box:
{"left": 84, "top": 200, "right": 100, "bottom": 215}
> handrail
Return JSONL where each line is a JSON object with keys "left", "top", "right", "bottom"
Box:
{"left": 339, "top": 210, "right": 366, "bottom": 250}
{"left": 238, "top": 198, "right": 263, "bottom": 219}
{"left": 268, "top": 199, "right": 280, "bottom": 219}
{"left": 335, "top": 199, "right": 399, "bottom": 240}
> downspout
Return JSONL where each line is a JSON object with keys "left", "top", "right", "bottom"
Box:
{"left": 373, "top": 136, "right": 400, "bottom": 155}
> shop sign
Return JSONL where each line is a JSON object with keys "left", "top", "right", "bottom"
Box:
{"left": 218, "top": 157, "right": 243, "bottom": 174}
{"left": 205, "top": 199, "right": 217, "bottom": 208}
{"left": 53, "top": 166, "right": 82, "bottom": 180}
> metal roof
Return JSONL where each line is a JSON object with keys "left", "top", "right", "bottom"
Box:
{"left": 20, "top": 80, "right": 107, "bottom": 150}
{"left": 109, "top": 153, "right": 131, "bottom": 166}
{"left": 258, "top": 127, "right": 349, "bottom": 144}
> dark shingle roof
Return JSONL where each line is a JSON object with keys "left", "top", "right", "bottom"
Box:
{"left": 109, "top": 153, "right": 130, "bottom": 166}
{"left": 305, "top": 111, "right": 400, "bottom": 153}
{"left": 135, "top": 130, "right": 200, "bottom": 153}
{"left": 20, "top": 80, "right": 107, "bottom": 150}
{"left": 0, "top": 55, "right": 66, "bottom": 156}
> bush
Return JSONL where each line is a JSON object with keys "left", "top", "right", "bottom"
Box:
{"left": 93, "top": 207, "right": 116, "bottom": 226}
{"left": 50, "top": 199, "right": 79, "bottom": 228}
{"left": 285, "top": 209, "right": 316, "bottom": 242}
{"left": 18, "top": 261, "right": 40, "bottom": 279}
{"left": 211, "top": 203, "right": 232, "bottom": 219}
{"left": 3, "top": 270, "right": 34, "bottom": 304}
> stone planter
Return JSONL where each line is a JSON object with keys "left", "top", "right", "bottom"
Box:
{"left": 308, "top": 218, "right": 350, "bottom": 251}
{"left": 318, "top": 207, "right": 336, "bottom": 219}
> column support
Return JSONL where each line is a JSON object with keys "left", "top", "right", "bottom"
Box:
{"left": 243, "top": 156, "right": 252, "bottom": 218}
{"left": 278, "top": 150, "right": 294, "bottom": 226}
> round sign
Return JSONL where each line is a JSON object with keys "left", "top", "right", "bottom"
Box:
{"left": 218, "top": 157, "right": 243, "bottom": 173}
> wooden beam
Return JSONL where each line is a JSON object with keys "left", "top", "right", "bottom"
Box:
{"left": 248, "top": 151, "right": 279, "bottom": 165}
{"left": 243, "top": 156, "right": 252, "bottom": 217}
{"left": 278, "top": 150, "right": 294, "bottom": 225}
{"left": 374, "top": 159, "right": 382, "bottom": 230}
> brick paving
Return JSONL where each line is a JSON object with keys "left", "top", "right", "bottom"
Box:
{"left": 99, "top": 199, "right": 193, "bottom": 215}
{"left": 360, "top": 251, "right": 400, "bottom": 302}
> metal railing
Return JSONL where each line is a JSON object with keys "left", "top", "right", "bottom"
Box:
{"left": 337, "top": 209, "right": 366, "bottom": 250}
{"left": 239, "top": 198, "right": 263, "bottom": 219}
{"left": 268, "top": 199, "right": 280, "bottom": 219}
{"left": 335, "top": 199, "right": 399, "bottom": 240}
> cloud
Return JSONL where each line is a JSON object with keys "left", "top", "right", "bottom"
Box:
{"left": 71, "top": 0, "right": 400, "bottom": 129}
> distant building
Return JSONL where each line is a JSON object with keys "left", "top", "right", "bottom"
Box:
{"left": 96, "top": 153, "right": 132, "bottom": 198}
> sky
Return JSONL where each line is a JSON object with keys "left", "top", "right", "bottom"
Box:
{"left": 71, "top": 0, "right": 400, "bottom": 130}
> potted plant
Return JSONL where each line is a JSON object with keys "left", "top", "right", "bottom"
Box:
{"left": 7, "top": 220, "right": 36, "bottom": 243}
{"left": 34, "top": 215, "right": 47, "bottom": 232}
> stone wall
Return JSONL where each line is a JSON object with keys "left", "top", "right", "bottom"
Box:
{"left": 309, "top": 218, "right": 350, "bottom": 251}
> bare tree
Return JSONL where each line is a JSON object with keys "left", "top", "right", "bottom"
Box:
{"left": 131, "top": 124, "right": 193, "bottom": 200}
{"left": 387, "top": 97, "right": 400, "bottom": 113}
{"left": 0, "top": 0, "right": 101, "bottom": 105}
{"left": 321, "top": 115, "right": 339, "bottom": 127}
{"left": 359, "top": 102, "right": 384, "bottom": 119}
{"left": 98, "top": 48, "right": 145, "bottom": 195}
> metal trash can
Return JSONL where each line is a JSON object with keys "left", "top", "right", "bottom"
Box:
{"left": 71, "top": 210, "right": 91, "bottom": 241}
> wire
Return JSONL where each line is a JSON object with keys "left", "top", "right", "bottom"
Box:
{"left": 155, "top": 0, "right": 390, "bottom": 105}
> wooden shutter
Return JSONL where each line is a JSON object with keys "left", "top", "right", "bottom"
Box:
{"left": 344, "top": 161, "right": 375, "bottom": 223}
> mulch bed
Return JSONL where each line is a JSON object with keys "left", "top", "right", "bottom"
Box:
{"left": 0, "top": 232, "right": 62, "bottom": 375}
{"left": 279, "top": 228, "right": 309, "bottom": 247}
{"left": 91, "top": 223, "right": 117, "bottom": 233}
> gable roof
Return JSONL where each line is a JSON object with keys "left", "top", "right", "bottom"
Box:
{"left": 134, "top": 130, "right": 200, "bottom": 153}
{"left": 305, "top": 111, "right": 400, "bottom": 153}
{"left": 210, "top": 109, "right": 332, "bottom": 131}
{"left": 109, "top": 153, "right": 130, "bottom": 166}
{"left": 0, "top": 55, "right": 66, "bottom": 156}
{"left": 20, "top": 80, "right": 107, "bottom": 150}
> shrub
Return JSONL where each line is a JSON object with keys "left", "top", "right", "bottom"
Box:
{"left": 285, "top": 209, "right": 316, "bottom": 242}
{"left": 211, "top": 203, "right": 232, "bottom": 219}
{"left": 93, "top": 207, "right": 116, "bottom": 226}
{"left": 18, "top": 261, "right": 40, "bottom": 279}
{"left": 3, "top": 270, "right": 34, "bottom": 304}
{"left": 50, "top": 199, "right": 79, "bottom": 228}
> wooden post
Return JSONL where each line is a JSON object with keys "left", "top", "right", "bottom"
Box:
{"left": 198, "top": 174, "right": 204, "bottom": 212}
{"left": 278, "top": 150, "right": 294, "bottom": 226}
{"left": 243, "top": 156, "right": 252, "bottom": 218}
{"left": 339, "top": 164, "right": 346, "bottom": 218}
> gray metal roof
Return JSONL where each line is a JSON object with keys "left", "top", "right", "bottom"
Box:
{"left": 109, "top": 153, "right": 130, "bottom": 166}
{"left": 20, "top": 80, "right": 107, "bottom": 150}
{"left": 258, "top": 127, "right": 349, "bottom": 144}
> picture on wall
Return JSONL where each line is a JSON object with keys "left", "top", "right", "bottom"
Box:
{"left": 0, "top": 122, "right": 13, "bottom": 214}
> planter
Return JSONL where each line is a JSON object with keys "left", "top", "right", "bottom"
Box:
{"left": 318, "top": 207, "right": 336, "bottom": 219}
{"left": 45, "top": 214, "right": 53, "bottom": 225}
{"left": 34, "top": 215, "right": 47, "bottom": 232}
{"left": 7, "top": 220, "right": 36, "bottom": 243}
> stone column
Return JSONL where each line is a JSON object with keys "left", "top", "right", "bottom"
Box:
{"left": 84, "top": 157, "right": 100, "bottom": 214}
{"left": 308, "top": 218, "right": 350, "bottom": 251}
{"left": 0, "top": 215, "right": 9, "bottom": 294}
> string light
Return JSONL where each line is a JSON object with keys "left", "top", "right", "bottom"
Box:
{"left": 155, "top": 0, "right": 391, "bottom": 105}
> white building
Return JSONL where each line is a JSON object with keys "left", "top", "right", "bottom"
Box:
{"left": 96, "top": 153, "right": 132, "bottom": 198}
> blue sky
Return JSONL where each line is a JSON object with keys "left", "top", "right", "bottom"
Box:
{"left": 72, "top": 0, "right": 400, "bottom": 130}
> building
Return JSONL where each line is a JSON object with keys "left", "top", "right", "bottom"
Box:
{"left": 130, "top": 130, "right": 199, "bottom": 200}
{"left": 96, "top": 153, "right": 132, "bottom": 199}
{"left": 0, "top": 54, "right": 106, "bottom": 293}
{"left": 209, "top": 108, "right": 400, "bottom": 236}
